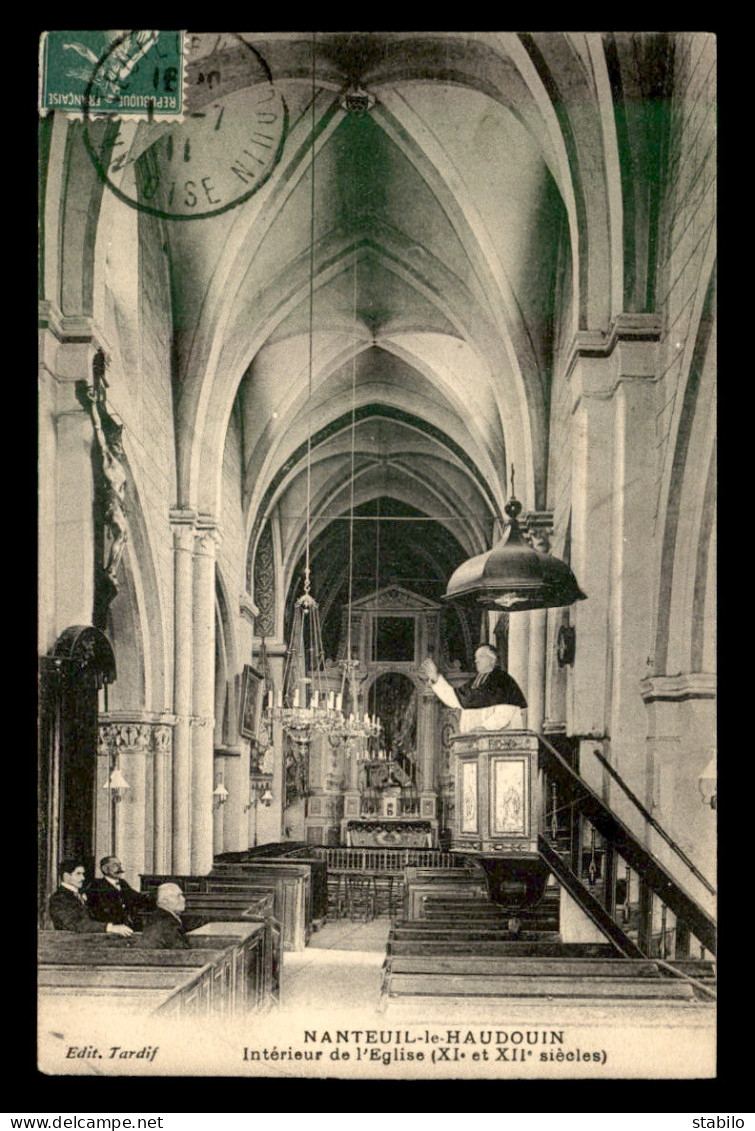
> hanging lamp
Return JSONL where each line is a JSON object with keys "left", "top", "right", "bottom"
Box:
{"left": 266, "top": 32, "right": 344, "bottom": 747}
{"left": 443, "top": 468, "right": 587, "bottom": 612}
{"left": 334, "top": 249, "right": 381, "bottom": 749}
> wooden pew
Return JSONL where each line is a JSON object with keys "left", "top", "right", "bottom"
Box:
{"left": 402, "top": 868, "right": 488, "bottom": 920}
{"left": 210, "top": 863, "right": 311, "bottom": 951}
{"left": 387, "top": 938, "right": 618, "bottom": 957}
{"left": 383, "top": 955, "right": 665, "bottom": 978}
{"left": 38, "top": 924, "right": 275, "bottom": 1015}
{"left": 216, "top": 845, "right": 328, "bottom": 924}
{"left": 142, "top": 868, "right": 307, "bottom": 952}
{"left": 381, "top": 971, "right": 695, "bottom": 1004}
{"left": 390, "top": 923, "right": 561, "bottom": 942}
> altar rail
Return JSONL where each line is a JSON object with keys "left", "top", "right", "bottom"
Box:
{"left": 313, "top": 848, "right": 462, "bottom": 872}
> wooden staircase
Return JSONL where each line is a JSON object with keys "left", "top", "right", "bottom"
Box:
{"left": 381, "top": 877, "right": 715, "bottom": 1010}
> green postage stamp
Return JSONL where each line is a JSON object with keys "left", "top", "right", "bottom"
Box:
{"left": 39, "top": 30, "right": 184, "bottom": 116}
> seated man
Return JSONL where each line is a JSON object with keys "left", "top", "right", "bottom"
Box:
{"left": 138, "top": 883, "right": 190, "bottom": 949}
{"left": 48, "top": 859, "right": 133, "bottom": 937}
{"left": 86, "top": 855, "right": 149, "bottom": 929}
{"left": 420, "top": 644, "right": 527, "bottom": 733}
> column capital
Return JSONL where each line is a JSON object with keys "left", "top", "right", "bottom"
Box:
{"left": 38, "top": 301, "right": 114, "bottom": 381}
{"left": 38, "top": 300, "right": 113, "bottom": 350}
{"left": 640, "top": 673, "right": 717, "bottom": 703}
{"left": 98, "top": 716, "right": 175, "bottom": 755}
{"left": 193, "top": 515, "right": 222, "bottom": 557}
{"left": 170, "top": 509, "right": 197, "bottom": 552}
{"left": 169, "top": 506, "right": 197, "bottom": 526}
{"left": 565, "top": 313, "right": 663, "bottom": 410}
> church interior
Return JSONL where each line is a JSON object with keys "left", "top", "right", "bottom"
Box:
{"left": 38, "top": 31, "right": 716, "bottom": 1027}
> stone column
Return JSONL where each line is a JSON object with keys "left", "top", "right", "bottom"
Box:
{"left": 418, "top": 687, "right": 438, "bottom": 817}
{"left": 152, "top": 722, "right": 173, "bottom": 873}
{"left": 53, "top": 363, "right": 98, "bottom": 634}
{"left": 169, "top": 510, "right": 196, "bottom": 873}
{"left": 507, "top": 612, "right": 530, "bottom": 725}
{"left": 39, "top": 308, "right": 114, "bottom": 648}
{"left": 523, "top": 513, "right": 553, "bottom": 734}
{"left": 608, "top": 372, "right": 657, "bottom": 791}
{"left": 191, "top": 521, "right": 221, "bottom": 874}
{"left": 527, "top": 609, "right": 547, "bottom": 733}
{"left": 566, "top": 316, "right": 661, "bottom": 791}
{"left": 568, "top": 360, "right": 614, "bottom": 751}
{"left": 256, "top": 652, "right": 286, "bottom": 844}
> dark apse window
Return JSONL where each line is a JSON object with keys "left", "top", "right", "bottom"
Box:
{"left": 374, "top": 616, "right": 415, "bottom": 662}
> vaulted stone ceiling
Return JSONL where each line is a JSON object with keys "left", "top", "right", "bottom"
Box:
{"left": 103, "top": 32, "right": 652, "bottom": 632}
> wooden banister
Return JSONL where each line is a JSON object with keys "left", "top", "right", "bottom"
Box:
{"left": 537, "top": 736, "right": 717, "bottom": 956}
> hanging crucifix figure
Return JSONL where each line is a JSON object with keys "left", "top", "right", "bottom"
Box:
{"left": 81, "top": 350, "right": 129, "bottom": 609}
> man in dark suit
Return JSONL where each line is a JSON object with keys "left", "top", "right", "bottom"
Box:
{"left": 48, "top": 859, "right": 134, "bottom": 936}
{"left": 86, "top": 855, "right": 149, "bottom": 929}
{"left": 421, "top": 644, "right": 527, "bottom": 733}
{"left": 138, "top": 883, "right": 190, "bottom": 949}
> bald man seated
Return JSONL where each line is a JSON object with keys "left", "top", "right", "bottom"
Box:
{"left": 137, "top": 883, "right": 190, "bottom": 949}
{"left": 48, "top": 859, "right": 134, "bottom": 937}
{"left": 420, "top": 644, "right": 527, "bottom": 734}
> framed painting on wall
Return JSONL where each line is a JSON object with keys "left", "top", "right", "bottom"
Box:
{"left": 239, "top": 664, "right": 264, "bottom": 739}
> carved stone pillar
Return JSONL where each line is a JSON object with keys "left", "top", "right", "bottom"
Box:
{"left": 169, "top": 511, "right": 195, "bottom": 873}
{"left": 97, "top": 714, "right": 175, "bottom": 883}
{"left": 191, "top": 521, "right": 220, "bottom": 874}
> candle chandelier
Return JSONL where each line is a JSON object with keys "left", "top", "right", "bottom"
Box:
{"left": 331, "top": 246, "right": 382, "bottom": 751}
{"left": 264, "top": 34, "right": 343, "bottom": 748}
{"left": 263, "top": 37, "right": 381, "bottom": 751}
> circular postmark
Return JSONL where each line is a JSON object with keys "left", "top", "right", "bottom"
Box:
{"left": 83, "top": 32, "right": 288, "bottom": 221}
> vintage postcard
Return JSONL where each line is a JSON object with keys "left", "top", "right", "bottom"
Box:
{"left": 37, "top": 30, "right": 717, "bottom": 1079}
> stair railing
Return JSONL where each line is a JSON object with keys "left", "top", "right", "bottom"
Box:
{"left": 590, "top": 748, "right": 715, "bottom": 896}
{"left": 538, "top": 734, "right": 716, "bottom": 958}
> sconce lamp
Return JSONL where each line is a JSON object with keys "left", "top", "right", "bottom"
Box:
{"left": 104, "top": 765, "right": 131, "bottom": 800}
{"left": 246, "top": 773, "right": 274, "bottom": 811}
{"left": 698, "top": 758, "right": 717, "bottom": 810}
{"left": 213, "top": 782, "right": 230, "bottom": 806}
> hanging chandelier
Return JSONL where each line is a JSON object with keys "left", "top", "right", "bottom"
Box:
{"left": 264, "top": 33, "right": 346, "bottom": 748}
{"left": 443, "top": 469, "right": 587, "bottom": 612}
{"left": 328, "top": 247, "right": 382, "bottom": 750}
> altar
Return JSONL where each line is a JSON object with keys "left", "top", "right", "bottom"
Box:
{"left": 341, "top": 817, "right": 437, "bottom": 848}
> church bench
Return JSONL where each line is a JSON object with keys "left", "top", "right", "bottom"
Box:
{"left": 390, "top": 923, "right": 561, "bottom": 942}
{"left": 215, "top": 847, "right": 328, "bottom": 923}
{"left": 209, "top": 863, "right": 312, "bottom": 951}
{"left": 380, "top": 972, "right": 695, "bottom": 1003}
{"left": 383, "top": 955, "right": 665, "bottom": 978}
{"left": 38, "top": 924, "right": 275, "bottom": 1014}
{"left": 387, "top": 939, "right": 618, "bottom": 958}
